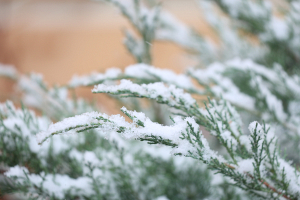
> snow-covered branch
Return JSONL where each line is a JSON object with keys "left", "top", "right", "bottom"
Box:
{"left": 35, "top": 95, "right": 300, "bottom": 199}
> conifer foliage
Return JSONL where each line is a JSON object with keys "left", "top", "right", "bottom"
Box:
{"left": 1, "top": 0, "right": 300, "bottom": 199}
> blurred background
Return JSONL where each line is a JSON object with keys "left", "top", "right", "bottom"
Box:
{"left": 0, "top": 0, "right": 216, "bottom": 102}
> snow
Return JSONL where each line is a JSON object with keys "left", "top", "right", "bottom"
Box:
{"left": 120, "top": 107, "right": 192, "bottom": 142}
{"left": 109, "top": 0, "right": 135, "bottom": 18}
{"left": 222, "top": 92, "right": 255, "bottom": 111}
{"left": 2, "top": 102, "right": 44, "bottom": 152}
{"left": 268, "top": 17, "right": 289, "bottom": 40}
{"left": 125, "top": 63, "right": 195, "bottom": 90}
{"left": 220, "top": 0, "right": 270, "bottom": 19}
{"left": 251, "top": 76, "right": 287, "bottom": 123}
{"left": 68, "top": 63, "right": 198, "bottom": 95}
{"left": 37, "top": 105, "right": 222, "bottom": 162}
{"left": 3, "top": 118, "right": 31, "bottom": 137}
{"left": 226, "top": 58, "right": 278, "bottom": 82}
{"left": 191, "top": 61, "right": 256, "bottom": 111}
{"left": 0, "top": 64, "right": 18, "bottom": 79}
{"left": 83, "top": 151, "right": 101, "bottom": 166}
{"left": 277, "top": 158, "right": 300, "bottom": 196}
{"left": 5, "top": 166, "right": 94, "bottom": 199}
{"left": 4, "top": 165, "right": 28, "bottom": 177}
{"left": 199, "top": 1, "right": 266, "bottom": 62}
{"left": 221, "top": 130, "right": 238, "bottom": 151}
{"left": 18, "top": 74, "right": 64, "bottom": 115}
{"left": 236, "top": 159, "right": 255, "bottom": 174}
{"left": 190, "top": 57, "right": 300, "bottom": 123}
{"left": 3, "top": 0, "right": 300, "bottom": 198}
{"left": 69, "top": 68, "right": 122, "bottom": 87}
{"left": 124, "top": 30, "right": 145, "bottom": 58}
{"left": 36, "top": 111, "right": 101, "bottom": 144}
{"left": 221, "top": 0, "right": 243, "bottom": 18}
{"left": 289, "top": 101, "right": 300, "bottom": 116}
{"left": 0, "top": 101, "right": 84, "bottom": 159}
{"left": 248, "top": 121, "right": 263, "bottom": 136}
{"left": 273, "top": 63, "right": 300, "bottom": 99}
{"left": 156, "top": 11, "right": 196, "bottom": 48}
{"left": 239, "top": 135, "right": 251, "bottom": 152}
{"left": 69, "top": 149, "right": 108, "bottom": 177}
{"left": 155, "top": 196, "right": 169, "bottom": 200}
{"left": 108, "top": 0, "right": 159, "bottom": 35}
{"left": 248, "top": 121, "right": 277, "bottom": 168}
{"left": 93, "top": 79, "right": 196, "bottom": 108}
{"left": 124, "top": 110, "right": 221, "bottom": 161}
{"left": 199, "top": 99, "right": 244, "bottom": 153}
{"left": 36, "top": 109, "right": 133, "bottom": 145}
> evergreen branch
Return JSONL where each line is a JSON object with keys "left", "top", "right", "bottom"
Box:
{"left": 2, "top": 0, "right": 300, "bottom": 198}
{"left": 68, "top": 68, "right": 122, "bottom": 88}
{"left": 35, "top": 95, "right": 300, "bottom": 199}
{"left": 92, "top": 79, "right": 197, "bottom": 110}
{"left": 103, "top": 0, "right": 161, "bottom": 64}
{"left": 189, "top": 58, "right": 300, "bottom": 138}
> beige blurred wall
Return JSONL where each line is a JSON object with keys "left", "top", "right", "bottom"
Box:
{"left": 0, "top": 0, "right": 215, "bottom": 102}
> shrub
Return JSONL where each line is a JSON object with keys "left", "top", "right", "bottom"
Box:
{"left": 1, "top": 0, "right": 300, "bottom": 199}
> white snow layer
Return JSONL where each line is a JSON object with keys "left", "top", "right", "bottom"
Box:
{"left": 93, "top": 79, "right": 196, "bottom": 108}
{"left": 68, "top": 63, "right": 196, "bottom": 91}
{"left": 5, "top": 166, "right": 93, "bottom": 199}
{"left": 0, "top": 101, "right": 85, "bottom": 157}
{"left": 125, "top": 63, "right": 195, "bottom": 90}
{"left": 37, "top": 107, "right": 221, "bottom": 162}
{"left": 0, "top": 64, "right": 18, "bottom": 79}
{"left": 69, "top": 68, "right": 122, "bottom": 87}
